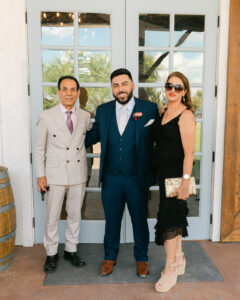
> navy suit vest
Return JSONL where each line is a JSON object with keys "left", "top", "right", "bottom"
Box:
{"left": 104, "top": 109, "right": 137, "bottom": 176}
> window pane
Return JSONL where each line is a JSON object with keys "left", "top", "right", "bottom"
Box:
{"left": 78, "top": 13, "right": 110, "bottom": 47}
{"left": 42, "top": 50, "right": 74, "bottom": 82}
{"left": 81, "top": 191, "right": 104, "bottom": 220}
{"left": 174, "top": 15, "right": 205, "bottom": 48}
{"left": 193, "top": 155, "right": 201, "bottom": 184}
{"left": 187, "top": 189, "right": 200, "bottom": 217}
{"left": 148, "top": 190, "right": 159, "bottom": 219}
{"left": 82, "top": 87, "right": 111, "bottom": 116}
{"left": 78, "top": 51, "right": 111, "bottom": 83}
{"left": 191, "top": 88, "right": 202, "bottom": 118}
{"left": 83, "top": 149, "right": 104, "bottom": 220}
{"left": 139, "top": 14, "right": 170, "bottom": 47}
{"left": 195, "top": 123, "right": 202, "bottom": 153}
{"left": 43, "top": 86, "right": 59, "bottom": 110}
{"left": 173, "top": 52, "right": 203, "bottom": 83}
{"left": 41, "top": 12, "right": 74, "bottom": 46}
{"left": 139, "top": 51, "right": 169, "bottom": 83}
{"left": 138, "top": 87, "right": 165, "bottom": 108}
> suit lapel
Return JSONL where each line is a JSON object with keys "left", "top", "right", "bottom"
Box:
{"left": 102, "top": 101, "right": 115, "bottom": 142}
{"left": 71, "top": 108, "right": 81, "bottom": 139}
{"left": 50, "top": 104, "right": 72, "bottom": 138}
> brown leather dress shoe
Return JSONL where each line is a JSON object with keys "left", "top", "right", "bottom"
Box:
{"left": 137, "top": 261, "right": 149, "bottom": 277}
{"left": 100, "top": 260, "right": 116, "bottom": 276}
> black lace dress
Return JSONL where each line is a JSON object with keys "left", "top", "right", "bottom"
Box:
{"left": 152, "top": 109, "right": 189, "bottom": 245}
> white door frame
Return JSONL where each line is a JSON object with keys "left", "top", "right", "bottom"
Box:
{"left": 211, "top": 0, "right": 230, "bottom": 242}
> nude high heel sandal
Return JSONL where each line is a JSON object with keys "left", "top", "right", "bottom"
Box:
{"left": 176, "top": 252, "right": 186, "bottom": 275}
{"left": 155, "top": 263, "right": 178, "bottom": 293}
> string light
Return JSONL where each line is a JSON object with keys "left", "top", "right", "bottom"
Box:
{"left": 56, "top": 12, "right": 60, "bottom": 17}
{"left": 43, "top": 12, "right": 47, "bottom": 19}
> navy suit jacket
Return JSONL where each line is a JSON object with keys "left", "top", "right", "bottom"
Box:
{"left": 85, "top": 97, "right": 158, "bottom": 188}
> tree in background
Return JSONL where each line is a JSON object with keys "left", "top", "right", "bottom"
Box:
{"left": 42, "top": 51, "right": 110, "bottom": 112}
{"left": 42, "top": 50, "right": 202, "bottom": 115}
{"left": 192, "top": 89, "right": 202, "bottom": 117}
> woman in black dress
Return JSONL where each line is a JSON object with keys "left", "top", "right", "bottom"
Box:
{"left": 153, "top": 72, "right": 196, "bottom": 293}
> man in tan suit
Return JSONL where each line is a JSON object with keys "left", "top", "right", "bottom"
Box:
{"left": 35, "top": 75, "right": 91, "bottom": 273}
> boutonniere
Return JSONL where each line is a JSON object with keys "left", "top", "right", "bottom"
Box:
{"left": 133, "top": 112, "right": 143, "bottom": 120}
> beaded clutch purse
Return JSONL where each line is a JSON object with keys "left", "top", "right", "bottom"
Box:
{"left": 165, "top": 177, "right": 196, "bottom": 198}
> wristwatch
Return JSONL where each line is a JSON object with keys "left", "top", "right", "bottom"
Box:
{"left": 183, "top": 174, "right": 190, "bottom": 180}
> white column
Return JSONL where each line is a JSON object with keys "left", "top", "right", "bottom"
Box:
{"left": 0, "top": 0, "right": 34, "bottom": 246}
{"left": 211, "top": 0, "right": 230, "bottom": 242}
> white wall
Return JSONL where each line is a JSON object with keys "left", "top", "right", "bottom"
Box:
{"left": 0, "top": 0, "right": 229, "bottom": 246}
{"left": 0, "top": 0, "right": 34, "bottom": 246}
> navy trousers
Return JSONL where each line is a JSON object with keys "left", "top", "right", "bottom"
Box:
{"left": 102, "top": 172, "right": 149, "bottom": 262}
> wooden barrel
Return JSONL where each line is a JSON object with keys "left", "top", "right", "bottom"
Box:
{"left": 0, "top": 167, "right": 16, "bottom": 271}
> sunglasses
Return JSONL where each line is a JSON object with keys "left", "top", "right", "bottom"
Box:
{"left": 165, "top": 82, "right": 184, "bottom": 93}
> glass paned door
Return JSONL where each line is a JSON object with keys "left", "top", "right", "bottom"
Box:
{"left": 27, "top": 0, "right": 125, "bottom": 243}
{"left": 126, "top": 0, "right": 218, "bottom": 241}
{"left": 28, "top": 0, "right": 218, "bottom": 244}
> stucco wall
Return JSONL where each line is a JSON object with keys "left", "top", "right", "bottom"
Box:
{"left": 0, "top": 0, "right": 33, "bottom": 246}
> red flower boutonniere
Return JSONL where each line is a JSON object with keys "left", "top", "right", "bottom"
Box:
{"left": 133, "top": 112, "right": 143, "bottom": 120}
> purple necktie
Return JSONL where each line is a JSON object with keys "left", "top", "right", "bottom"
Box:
{"left": 66, "top": 111, "right": 73, "bottom": 134}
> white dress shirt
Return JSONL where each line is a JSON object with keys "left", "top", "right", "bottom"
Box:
{"left": 116, "top": 97, "right": 135, "bottom": 128}
{"left": 60, "top": 102, "right": 77, "bottom": 128}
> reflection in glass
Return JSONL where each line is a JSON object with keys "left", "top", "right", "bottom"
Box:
{"left": 139, "top": 14, "right": 170, "bottom": 47}
{"left": 195, "top": 123, "right": 202, "bottom": 153}
{"left": 42, "top": 50, "right": 74, "bottom": 83}
{"left": 78, "top": 13, "right": 110, "bottom": 47}
{"left": 43, "top": 86, "right": 59, "bottom": 110}
{"left": 82, "top": 152, "right": 104, "bottom": 220}
{"left": 139, "top": 51, "right": 169, "bottom": 83}
{"left": 148, "top": 190, "right": 159, "bottom": 219}
{"left": 138, "top": 87, "right": 165, "bottom": 108}
{"left": 41, "top": 12, "right": 74, "bottom": 46}
{"left": 81, "top": 87, "right": 111, "bottom": 116}
{"left": 174, "top": 15, "right": 205, "bottom": 48}
{"left": 82, "top": 191, "right": 104, "bottom": 220}
{"left": 191, "top": 88, "right": 202, "bottom": 118}
{"left": 173, "top": 52, "right": 203, "bottom": 83}
{"left": 187, "top": 189, "right": 200, "bottom": 217}
{"left": 78, "top": 51, "right": 111, "bottom": 83}
{"left": 88, "top": 156, "right": 100, "bottom": 186}
{"left": 192, "top": 156, "right": 201, "bottom": 184}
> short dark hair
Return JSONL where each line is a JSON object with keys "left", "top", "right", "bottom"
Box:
{"left": 110, "top": 68, "right": 133, "bottom": 82}
{"left": 58, "top": 75, "right": 80, "bottom": 91}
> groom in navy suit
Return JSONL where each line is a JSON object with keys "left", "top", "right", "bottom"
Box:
{"left": 86, "top": 68, "right": 158, "bottom": 277}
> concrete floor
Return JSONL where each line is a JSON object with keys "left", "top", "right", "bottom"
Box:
{"left": 0, "top": 240, "right": 240, "bottom": 300}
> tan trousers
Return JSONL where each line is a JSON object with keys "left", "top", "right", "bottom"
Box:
{"left": 43, "top": 183, "right": 86, "bottom": 256}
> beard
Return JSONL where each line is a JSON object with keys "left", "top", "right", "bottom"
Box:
{"left": 114, "top": 89, "right": 133, "bottom": 105}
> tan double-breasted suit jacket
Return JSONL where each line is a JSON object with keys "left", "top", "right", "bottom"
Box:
{"left": 35, "top": 104, "right": 91, "bottom": 185}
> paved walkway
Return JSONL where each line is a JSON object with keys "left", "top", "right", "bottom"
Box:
{"left": 0, "top": 240, "right": 240, "bottom": 300}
